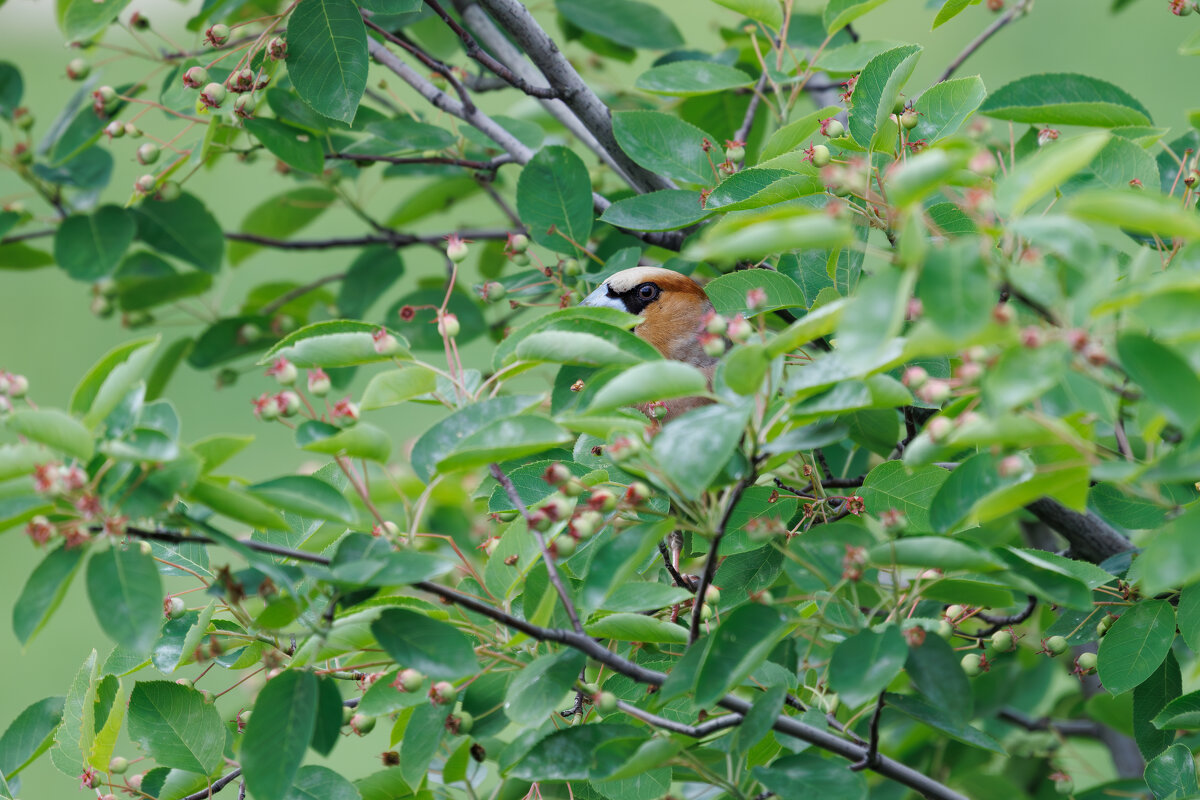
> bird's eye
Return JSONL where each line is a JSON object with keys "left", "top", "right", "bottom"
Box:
{"left": 637, "top": 283, "right": 660, "bottom": 301}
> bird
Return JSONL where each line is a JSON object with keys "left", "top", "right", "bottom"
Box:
{"left": 579, "top": 266, "right": 717, "bottom": 421}
{"left": 579, "top": 266, "right": 719, "bottom": 583}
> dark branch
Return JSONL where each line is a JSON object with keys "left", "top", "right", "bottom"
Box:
{"left": 259, "top": 272, "right": 345, "bottom": 317}
{"left": 1026, "top": 498, "right": 1134, "bottom": 564}
{"left": 615, "top": 700, "right": 742, "bottom": 737}
{"left": 997, "top": 708, "right": 1105, "bottom": 739}
{"left": 733, "top": 73, "right": 767, "bottom": 150}
{"left": 0, "top": 228, "right": 54, "bottom": 245}
{"left": 850, "top": 693, "right": 886, "bottom": 771}
{"left": 326, "top": 152, "right": 515, "bottom": 173}
{"left": 223, "top": 229, "right": 511, "bottom": 251}
{"left": 939, "top": 0, "right": 1034, "bottom": 82}
{"left": 975, "top": 595, "right": 1037, "bottom": 637}
{"left": 180, "top": 767, "right": 242, "bottom": 800}
{"left": 364, "top": 16, "right": 475, "bottom": 114}
{"left": 690, "top": 473, "right": 755, "bottom": 644}
{"left": 423, "top": 0, "right": 558, "bottom": 98}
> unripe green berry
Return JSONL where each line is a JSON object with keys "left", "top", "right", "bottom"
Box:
{"left": 135, "top": 174, "right": 157, "bottom": 194}
{"left": 810, "top": 144, "right": 831, "bottom": 168}
{"left": 166, "top": 596, "right": 186, "bottom": 619}
{"left": 14, "top": 108, "right": 34, "bottom": 130}
{"left": 105, "top": 120, "right": 125, "bottom": 139}
{"left": 67, "top": 58, "right": 90, "bottom": 80}
{"left": 945, "top": 604, "right": 964, "bottom": 620}
{"left": 892, "top": 96, "right": 906, "bottom": 115}
{"left": 234, "top": 94, "right": 256, "bottom": 119}
{"left": 447, "top": 238, "right": 469, "bottom": 263}
{"left": 1045, "top": 635, "right": 1069, "bottom": 656}
{"left": 961, "top": 653, "right": 983, "bottom": 677}
{"left": 823, "top": 118, "right": 845, "bottom": 138}
{"left": 1055, "top": 777, "right": 1074, "bottom": 795}
{"left": 451, "top": 710, "right": 473, "bottom": 735}
{"left": 183, "top": 66, "right": 209, "bottom": 88}
{"left": 200, "top": 83, "right": 226, "bottom": 109}
{"left": 698, "top": 603, "right": 712, "bottom": 621}
{"left": 936, "top": 620, "right": 954, "bottom": 640}
{"left": 563, "top": 258, "right": 581, "bottom": 276}
{"left": 124, "top": 123, "right": 142, "bottom": 138}
{"left": 552, "top": 535, "right": 576, "bottom": 558}
{"left": 581, "top": 682, "right": 599, "bottom": 696}
{"left": 1077, "top": 652, "right": 1098, "bottom": 672}
{"left": 990, "top": 630, "right": 1013, "bottom": 652}
{"left": 485, "top": 281, "right": 506, "bottom": 301}
{"left": 437, "top": 313, "right": 460, "bottom": 338}
{"left": 900, "top": 110, "right": 919, "bottom": 130}
{"left": 108, "top": 756, "right": 129, "bottom": 774}
{"left": 206, "top": 23, "right": 230, "bottom": 46}
{"left": 597, "top": 691, "right": 618, "bottom": 714}
{"left": 726, "top": 144, "right": 745, "bottom": 162}
{"left": 509, "top": 233, "right": 529, "bottom": 253}
{"left": 397, "top": 668, "right": 426, "bottom": 693}
{"left": 350, "top": 713, "right": 376, "bottom": 735}
{"left": 431, "top": 681, "right": 456, "bottom": 705}
{"left": 137, "top": 143, "right": 160, "bottom": 165}
{"left": 156, "top": 181, "right": 182, "bottom": 202}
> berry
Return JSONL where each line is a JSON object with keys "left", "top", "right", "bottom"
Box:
{"left": 373, "top": 329, "right": 401, "bottom": 355}
{"left": 581, "top": 682, "right": 600, "bottom": 696}
{"left": 543, "top": 462, "right": 571, "bottom": 486}
{"left": 901, "top": 366, "right": 928, "bottom": 388}
{"left": 900, "top": 110, "right": 919, "bottom": 130}
{"left": 727, "top": 314, "right": 752, "bottom": 343}
{"left": 200, "top": 83, "right": 226, "bottom": 109}
{"left": 1045, "top": 635, "right": 1069, "bottom": 656}
{"left": 597, "top": 691, "right": 618, "bottom": 714}
{"left": 91, "top": 295, "right": 114, "bottom": 318}
{"left": 822, "top": 118, "right": 845, "bottom": 138}
{"left": 206, "top": 23, "right": 230, "bottom": 46}
{"left": 484, "top": 282, "right": 506, "bottom": 302}
{"left": 448, "top": 710, "right": 474, "bottom": 735}
{"left": 961, "top": 653, "right": 983, "bottom": 677}
{"left": 183, "top": 66, "right": 209, "bottom": 88}
{"left": 67, "top": 58, "right": 90, "bottom": 80}
{"left": 810, "top": 144, "right": 831, "bottom": 168}
{"left": 268, "top": 37, "right": 287, "bottom": 60}
{"left": 926, "top": 416, "right": 952, "bottom": 442}
{"left": 234, "top": 94, "right": 256, "bottom": 119}
{"left": 1055, "top": 776, "right": 1074, "bottom": 795}
{"left": 551, "top": 535, "right": 576, "bottom": 558}
{"left": 705, "top": 313, "right": 727, "bottom": 336}
{"left": 892, "top": 96, "right": 906, "bottom": 115}
{"left": 572, "top": 510, "right": 603, "bottom": 539}
{"left": 588, "top": 489, "right": 617, "bottom": 512}
{"left": 238, "top": 322, "right": 262, "bottom": 343}
{"left": 308, "top": 369, "right": 332, "bottom": 396}
{"left": 992, "top": 302, "right": 1015, "bottom": 325}
{"left": 277, "top": 391, "right": 302, "bottom": 417}
{"left": 509, "top": 233, "right": 529, "bottom": 253}
{"left": 702, "top": 336, "right": 726, "bottom": 358}
{"left": 124, "top": 123, "right": 142, "bottom": 138}
{"left": 165, "top": 596, "right": 186, "bottom": 619}
{"left": 137, "top": 143, "right": 160, "bottom": 165}
{"left": 14, "top": 107, "right": 34, "bottom": 130}
{"left": 704, "top": 585, "right": 721, "bottom": 604}
{"left": 349, "top": 713, "right": 376, "bottom": 735}
{"left": 430, "top": 681, "right": 456, "bottom": 705}
{"left": 624, "top": 481, "right": 651, "bottom": 506}
{"left": 396, "top": 668, "right": 426, "bottom": 693}
{"left": 267, "top": 358, "right": 297, "bottom": 385}
{"left": 945, "top": 604, "right": 965, "bottom": 620}
{"left": 156, "top": 181, "right": 182, "bottom": 202}
{"left": 438, "top": 313, "right": 460, "bottom": 338}
{"left": 108, "top": 757, "right": 129, "bottom": 775}
{"left": 562, "top": 258, "right": 581, "bottom": 276}
{"left": 726, "top": 143, "right": 745, "bottom": 162}
{"left": 936, "top": 620, "right": 954, "bottom": 640}
{"left": 698, "top": 603, "right": 713, "bottom": 621}
{"left": 96, "top": 85, "right": 119, "bottom": 106}
{"left": 447, "top": 238, "right": 469, "bottom": 263}
{"left": 105, "top": 120, "right": 125, "bottom": 139}
{"left": 1076, "top": 652, "right": 1098, "bottom": 672}
{"left": 990, "top": 630, "right": 1013, "bottom": 651}
{"left": 135, "top": 174, "right": 157, "bottom": 194}
{"left": 969, "top": 151, "right": 998, "bottom": 177}
{"left": 997, "top": 455, "right": 1024, "bottom": 478}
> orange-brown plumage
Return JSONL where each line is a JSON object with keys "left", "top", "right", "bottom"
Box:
{"left": 580, "top": 267, "right": 716, "bottom": 420}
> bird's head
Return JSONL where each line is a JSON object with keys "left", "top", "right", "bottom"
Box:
{"left": 580, "top": 267, "right": 715, "bottom": 365}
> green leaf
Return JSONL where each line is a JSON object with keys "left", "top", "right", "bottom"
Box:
{"left": 410, "top": 395, "right": 539, "bottom": 483}
{"left": 229, "top": 187, "right": 337, "bottom": 265}
{"left": 0, "top": 63, "right": 22, "bottom": 119}
{"left": 242, "top": 671, "right": 319, "bottom": 800}
{"left": 1117, "top": 333, "right": 1200, "bottom": 432}
{"left": 581, "top": 519, "right": 674, "bottom": 613}
{"left": 286, "top": 0, "right": 367, "bottom": 123}
{"left": 132, "top": 193, "right": 225, "bottom": 273}
{"left": 262, "top": 320, "right": 410, "bottom": 368}
{"left": 360, "top": 366, "right": 437, "bottom": 410}
{"left": 437, "top": 415, "right": 572, "bottom": 472}
{"left": 78, "top": 337, "right": 160, "bottom": 429}
{"left": 243, "top": 118, "right": 325, "bottom": 174}
{"left": 371, "top": 608, "right": 480, "bottom": 679}
{"left": 516, "top": 329, "right": 656, "bottom": 367}
{"left": 516, "top": 146, "right": 593, "bottom": 254}
{"left": 504, "top": 649, "right": 586, "bottom": 725}
{"left": 652, "top": 402, "right": 751, "bottom": 499}
{"left": 847, "top": 44, "right": 922, "bottom": 150}
{"left": 398, "top": 702, "right": 445, "bottom": 789}
{"left": 1134, "top": 651, "right": 1179, "bottom": 760}
{"left": 636, "top": 61, "right": 752, "bottom": 96}
{"left": 506, "top": 724, "right": 645, "bottom": 781}
{"left": 12, "top": 543, "right": 83, "bottom": 647}
{"left": 1069, "top": 188, "right": 1200, "bottom": 241}
{"left": 126, "top": 682, "right": 224, "bottom": 774}
{"left": 612, "top": 110, "right": 723, "bottom": 185}
{"left": 686, "top": 208, "right": 852, "bottom": 262}
{"left": 1098, "top": 600, "right": 1176, "bottom": 695}
{"left": 732, "top": 684, "right": 787, "bottom": 755}
{"left": 117, "top": 271, "right": 212, "bottom": 312}
{"left": 758, "top": 106, "right": 841, "bottom": 162}
{"left": 906, "top": 634, "right": 972, "bottom": 722}
{"left": 869, "top": 536, "right": 1000, "bottom": 572}
{"left": 298, "top": 421, "right": 392, "bottom": 463}
{"left": 860, "top": 462, "right": 950, "bottom": 534}
{"left": 828, "top": 624, "right": 907, "bottom": 708}
{"left": 49, "top": 650, "right": 96, "bottom": 778}
{"left": 600, "top": 583, "right": 694, "bottom": 613}
{"left": 599, "top": 190, "right": 710, "bottom": 232}
{"left": 884, "top": 693, "right": 1005, "bottom": 752}
{"left": 1146, "top": 743, "right": 1199, "bottom": 800}
{"left": 586, "top": 361, "right": 709, "bottom": 412}
{"left": 929, "top": 452, "right": 1027, "bottom": 533}
{"left": 284, "top": 765, "right": 360, "bottom": 800}
{"left": 823, "top": 0, "right": 891, "bottom": 33}
{"left": 337, "top": 246, "right": 403, "bottom": 319}
{"left": 85, "top": 546, "right": 162, "bottom": 655}
{"left": 0, "top": 243, "right": 54, "bottom": 270}
{"left": 188, "top": 478, "right": 287, "bottom": 529}
{"left": 695, "top": 604, "right": 796, "bottom": 706}
{"left": 53, "top": 206, "right": 135, "bottom": 282}
{"left": 555, "top": 0, "right": 683, "bottom": 49}
{"left": 710, "top": 0, "right": 782, "bottom": 28}
{"left": 996, "top": 131, "right": 1110, "bottom": 216}
{"left": 753, "top": 753, "right": 868, "bottom": 800}
{"left": 191, "top": 434, "right": 253, "bottom": 473}
{"left": 705, "top": 270, "right": 806, "bottom": 317}
{"left": 330, "top": 533, "right": 453, "bottom": 587}
{"left": 1128, "top": 506, "right": 1200, "bottom": 596}
{"left": 6, "top": 409, "right": 93, "bottom": 462}
{"left": 62, "top": 0, "right": 131, "bottom": 40}
{"left": 309, "top": 678, "right": 343, "bottom": 758}
{"left": 586, "top": 613, "right": 689, "bottom": 644}
{"left": 1151, "top": 689, "right": 1200, "bottom": 730}
{"left": 249, "top": 475, "right": 354, "bottom": 522}
{"left": 365, "top": 117, "right": 456, "bottom": 151}
{"left": 0, "top": 695, "right": 65, "bottom": 779}
{"left": 980, "top": 73, "right": 1152, "bottom": 127}
{"left": 916, "top": 240, "right": 993, "bottom": 339}
{"left": 766, "top": 298, "right": 846, "bottom": 357}
{"left": 932, "top": 0, "right": 970, "bottom": 28}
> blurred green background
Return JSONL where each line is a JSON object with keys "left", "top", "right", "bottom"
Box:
{"left": 0, "top": 0, "right": 1190, "bottom": 794}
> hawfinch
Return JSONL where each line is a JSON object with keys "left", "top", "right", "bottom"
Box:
{"left": 580, "top": 266, "right": 716, "bottom": 420}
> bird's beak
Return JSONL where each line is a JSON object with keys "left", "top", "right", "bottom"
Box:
{"left": 580, "top": 282, "right": 627, "bottom": 311}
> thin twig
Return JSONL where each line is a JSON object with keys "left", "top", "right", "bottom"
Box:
{"left": 615, "top": 700, "right": 742, "bottom": 737}
{"left": 223, "top": 229, "right": 511, "bottom": 250}
{"left": 423, "top": 0, "right": 558, "bottom": 98}
{"left": 364, "top": 16, "right": 475, "bottom": 113}
{"left": 690, "top": 473, "right": 755, "bottom": 644}
{"left": 180, "top": 768, "right": 242, "bottom": 800}
{"left": 998, "top": 708, "right": 1105, "bottom": 738}
{"left": 734, "top": 73, "right": 768, "bottom": 147}
{"left": 488, "top": 462, "right": 585, "bottom": 635}
{"left": 975, "top": 595, "right": 1037, "bottom": 637}
{"left": 850, "top": 693, "right": 885, "bottom": 771}
{"left": 327, "top": 152, "right": 514, "bottom": 172}
{"left": 938, "top": 0, "right": 1034, "bottom": 83}
{"left": 259, "top": 272, "right": 345, "bottom": 317}
{"left": 0, "top": 228, "right": 54, "bottom": 245}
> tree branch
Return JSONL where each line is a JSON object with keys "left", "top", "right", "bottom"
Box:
{"left": 1025, "top": 498, "right": 1134, "bottom": 564}
{"left": 364, "top": 16, "right": 476, "bottom": 114}
{"left": 615, "top": 700, "right": 742, "bottom": 737}
{"left": 471, "top": 0, "right": 675, "bottom": 194}
{"left": 938, "top": 0, "right": 1034, "bottom": 83}
{"left": 424, "top": 0, "right": 558, "bottom": 98}
{"left": 326, "top": 152, "right": 515, "bottom": 173}
{"left": 180, "top": 767, "right": 242, "bottom": 800}
{"left": 734, "top": 73, "right": 767, "bottom": 149}
{"left": 0, "top": 228, "right": 54, "bottom": 245}
{"left": 850, "top": 693, "right": 885, "bottom": 771}
{"left": 690, "top": 472, "right": 755, "bottom": 644}
{"left": 223, "top": 229, "right": 512, "bottom": 251}
{"left": 488, "top": 462, "right": 585, "bottom": 635}
{"left": 997, "top": 708, "right": 1105, "bottom": 739}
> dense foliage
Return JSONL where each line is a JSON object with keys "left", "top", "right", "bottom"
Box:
{"left": 3, "top": 0, "right": 1200, "bottom": 798}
